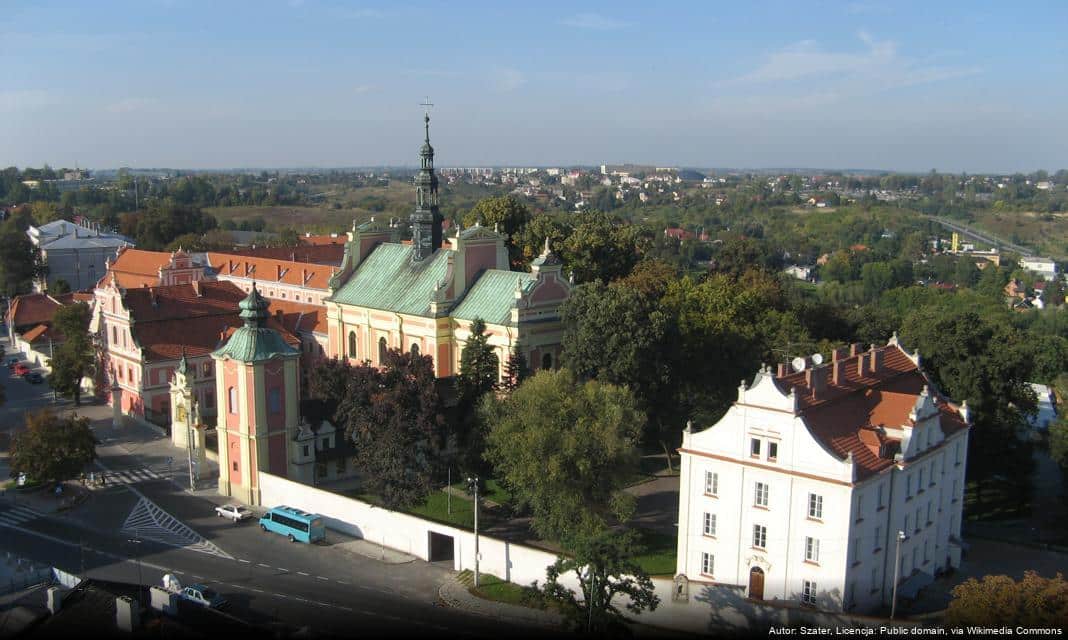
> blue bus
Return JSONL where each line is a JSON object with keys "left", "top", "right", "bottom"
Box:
{"left": 259, "top": 506, "right": 326, "bottom": 544}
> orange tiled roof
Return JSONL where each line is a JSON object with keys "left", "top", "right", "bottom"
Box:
{"left": 206, "top": 253, "right": 338, "bottom": 291}
{"left": 262, "top": 298, "right": 328, "bottom": 335}
{"left": 300, "top": 234, "right": 346, "bottom": 246}
{"left": 123, "top": 281, "right": 246, "bottom": 323}
{"left": 7, "top": 294, "right": 62, "bottom": 329}
{"left": 21, "top": 323, "right": 61, "bottom": 344}
{"left": 223, "top": 244, "right": 345, "bottom": 266}
{"left": 775, "top": 344, "right": 969, "bottom": 480}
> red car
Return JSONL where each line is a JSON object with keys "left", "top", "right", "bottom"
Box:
{"left": 13, "top": 363, "right": 30, "bottom": 376}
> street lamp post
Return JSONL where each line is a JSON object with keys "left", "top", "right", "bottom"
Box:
{"left": 891, "top": 530, "right": 907, "bottom": 619}
{"left": 127, "top": 531, "right": 144, "bottom": 597}
{"left": 467, "top": 475, "right": 480, "bottom": 588}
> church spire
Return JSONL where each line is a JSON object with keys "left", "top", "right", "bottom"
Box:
{"left": 411, "top": 98, "right": 442, "bottom": 262}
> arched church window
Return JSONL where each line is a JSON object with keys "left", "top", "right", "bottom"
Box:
{"left": 411, "top": 343, "right": 420, "bottom": 357}
{"left": 378, "top": 337, "right": 388, "bottom": 364}
{"left": 228, "top": 386, "right": 237, "bottom": 414}
{"left": 348, "top": 331, "right": 357, "bottom": 358}
{"left": 542, "top": 353, "right": 553, "bottom": 371}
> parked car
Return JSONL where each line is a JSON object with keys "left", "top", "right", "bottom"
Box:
{"left": 178, "top": 584, "right": 227, "bottom": 609}
{"left": 13, "top": 363, "right": 30, "bottom": 376}
{"left": 215, "top": 504, "right": 253, "bottom": 522}
{"left": 6, "top": 357, "right": 20, "bottom": 370}
{"left": 24, "top": 372, "right": 43, "bottom": 384}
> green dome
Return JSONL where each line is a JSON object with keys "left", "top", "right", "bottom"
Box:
{"left": 239, "top": 283, "right": 270, "bottom": 328}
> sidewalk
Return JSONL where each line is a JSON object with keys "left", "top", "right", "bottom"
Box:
{"left": 437, "top": 572, "right": 562, "bottom": 630}
{"left": 328, "top": 531, "right": 418, "bottom": 565}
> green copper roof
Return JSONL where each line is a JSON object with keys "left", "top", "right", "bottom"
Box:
{"left": 212, "top": 326, "right": 299, "bottom": 363}
{"left": 452, "top": 269, "right": 534, "bottom": 326}
{"left": 331, "top": 243, "right": 451, "bottom": 317}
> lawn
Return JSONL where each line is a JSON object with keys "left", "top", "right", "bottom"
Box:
{"left": 462, "top": 571, "right": 536, "bottom": 606}
{"left": 629, "top": 527, "right": 677, "bottom": 576}
{"left": 964, "top": 478, "right": 1033, "bottom": 521}
{"left": 343, "top": 486, "right": 481, "bottom": 529}
{"left": 447, "top": 478, "right": 513, "bottom": 505}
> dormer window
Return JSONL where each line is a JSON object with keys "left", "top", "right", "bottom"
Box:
{"left": 768, "top": 442, "right": 778, "bottom": 462}
{"left": 750, "top": 438, "right": 761, "bottom": 458}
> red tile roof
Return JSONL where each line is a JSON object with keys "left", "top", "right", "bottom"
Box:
{"left": 122, "top": 281, "right": 246, "bottom": 323}
{"left": 104, "top": 248, "right": 173, "bottom": 289}
{"left": 21, "top": 323, "right": 61, "bottom": 344}
{"left": 223, "top": 244, "right": 345, "bottom": 266}
{"left": 262, "top": 298, "right": 328, "bottom": 335}
{"left": 775, "top": 344, "right": 969, "bottom": 480}
{"left": 7, "top": 294, "right": 62, "bottom": 330}
{"left": 205, "top": 253, "right": 338, "bottom": 291}
{"left": 300, "top": 234, "right": 346, "bottom": 246}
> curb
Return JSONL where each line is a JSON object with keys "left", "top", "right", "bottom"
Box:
{"left": 436, "top": 574, "right": 562, "bottom": 630}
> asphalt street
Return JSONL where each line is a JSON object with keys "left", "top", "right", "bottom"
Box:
{"left": 0, "top": 350, "right": 574, "bottom": 639}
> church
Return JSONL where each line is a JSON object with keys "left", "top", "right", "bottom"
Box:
{"left": 323, "top": 110, "right": 571, "bottom": 380}
{"left": 188, "top": 111, "right": 571, "bottom": 504}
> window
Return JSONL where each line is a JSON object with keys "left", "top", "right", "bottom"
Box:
{"left": 804, "top": 537, "right": 820, "bottom": 563}
{"left": 302, "top": 445, "right": 310, "bottom": 457}
{"left": 852, "top": 537, "right": 860, "bottom": 564}
{"left": 904, "top": 514, "right": 910, "bottom": 533}
{"left": 752, "top": 525, "right": 767, "bottom": 549}
{"left": 855, "top": 493, "right": 864, "bottom": 521}
{"left": 926, "top": 502, "right": 932, "bottom": 524}
{"left": 704, "top": 471, "right": 718, "bottom": 496}
{"left": 232, "top": 462, "right": 238, "bottom": 472}
{"left": 701, "top": 552, "right": 714, "bottom": 576}
{"left": 754, "top": 482, "right": 769, "bottom": 507}
{"left": 348, "top": 331, "right": 357, "bottom": 358}
{"left": 378, "top": 336, "right": 387, "bottom": 363}
{"left": 228, "top": 387, "right": 237, "bottom": 414}
{"left": 768, "top": 441, "right": 778, "bottom": 462}
{"left": 873, "top": 526, "right": 882, "bottom": 552}
{"left": 918, "top": 467, "right": 926, "bottom": 490}
{"left": 931, "top": 460, "right": 939, "bottom": 485}
{"left": 807, "top": 493, "right": 823, "bottom": 519}
{"left": 750, "top": 438, "right": 761, "bottom": 457}
{"left": 703, "top": 512, "right": 717, "bottom": 537}
{"left": 952, "top": 478, "right": 959, "bottom": 500}
{"left": 912, "top": 547, "right": 919, "bottom": 570}
{"left": 268, "top": 388, "right": 281, "bottom": 414}
{"left": 924, "top": 538, "right": 930, "bottom": 563}
{"left": 205, "top": 390, "right": 214, "bottom": 408}
{"left": 871, "top": 566, "right": 880, "bottom": 592}
{"left": 541, "top": 353, "right": 553, "bottom": 371}
{"left": 112, "top": 326, "right": 117, "bottom": 345}
{"left": 915, "top": 508, "right": 922, "bottom": 532}
{"left": 906, "top": 475, "right": 913, "bottom": 498}
{"left": 801, "top": 580, "right": 816, "bottom": 605}
{"left": 877, "top": 483, "right": 886, "bottom": 508}
{"left": 203, "top": 362, "right": 212, "bottom": 376}
{"left": 955, "top": 442, "right": 962, "bottom": 465}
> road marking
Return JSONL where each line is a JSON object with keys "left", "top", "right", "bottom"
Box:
{"left": 336, "top": 580, "right": 348, "bottom": 585}
{"left": 238, "top": 559, "right": 250, "bottom": 564}
{"left": 297, "top": 571, "right": 310, "bottom": 576}
{"left": 0, "top": 505, "right": 45, "bottom": 528}
{"left": 316, "top": 576, "right": 328, "bottom": 581}
{"left": 257, "top": 563, "right": 270, "bottom": 568}
{"left": 276, "top": 567, "right": 289, "bottom": 572}
{"left": 120, "top": 496, "right": 234, "bottom": 560}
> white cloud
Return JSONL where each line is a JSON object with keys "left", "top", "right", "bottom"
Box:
{"left": 106, "top": 98, "right": 158, "bottom": 114}
{"left": 0, "top": 89, "right": 62, "bottom": 113}
{"left": 493, "top": 68, "right": 526, "bottom": 92}
{"left": 561, "top": 12, "right": 631, "bottom": 31}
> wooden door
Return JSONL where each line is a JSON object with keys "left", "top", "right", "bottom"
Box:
{"left": 749, "top": 567, "right": 765, "bottom": 600}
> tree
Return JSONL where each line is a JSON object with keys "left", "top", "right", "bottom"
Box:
{"left": 463, "top": 195, "right": 531, "bottom": 268}
{"left": 500, "top": 341, "right": 530, "bottom": 392}
{"left": 563, "top": 213, "right": 646, "bottom": 284}
{"left": 335, "top": 350, "right": 446, "bottom": 510}
{"left": 481, "top": 368, "right": 643, "bottom": 542}
{"left": 538, "top": 529, "right": 660, "bottom": 636}
{"left": 10, "top": 410, "right": 97, "bottom": 485}
{"left": 51, "top": 279, "right": 71, "bottom": 295}
{"left": 455, "top": 318, "right": 500, "bottom": 472}
{"left": 946, "top": 571, "right": 1068, "bottom": 627}
{"left": 47, "top": 302, "right": 95, "bottom": 405}
{"left": 0, "top": 217, "right": 45, "bottom": 296}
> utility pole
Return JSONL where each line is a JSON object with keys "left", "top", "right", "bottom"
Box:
{"left": 127, "top": 531, "right": 143, "bottom": 597}
{"left": 186, "top": 418, "right": 196, "bottom": 491}
{"left": 447, "top": 467, "right": 451, "bottom": 515}
{"left": 467, "top": 475, "right": 480, "bottom": 588}
{"left": 891, "top": 530, "right": 906, "bottom": 619}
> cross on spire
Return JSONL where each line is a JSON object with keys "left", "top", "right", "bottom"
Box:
{"left": 421, "top": 96, "right": 433, "bottom": 140}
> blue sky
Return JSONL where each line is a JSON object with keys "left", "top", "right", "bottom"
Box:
{"left": 2, "top": 0, "right": 1066, "bottom": 172}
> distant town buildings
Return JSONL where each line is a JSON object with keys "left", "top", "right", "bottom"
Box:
{"left": 28, "top": 219, "right": 133, "bottom": 292}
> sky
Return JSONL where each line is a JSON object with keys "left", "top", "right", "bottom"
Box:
{"left": 2, "top": 0, "right": 1067, "bottom": 172}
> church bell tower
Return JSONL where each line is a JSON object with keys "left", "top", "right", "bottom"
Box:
{"left": 411, "top": 99, "right": 442, "bottom": 262}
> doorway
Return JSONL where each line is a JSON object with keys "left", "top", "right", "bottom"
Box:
{"left": 428, "top": 531, "right": 454, "bottom": 563}
{"left": 748, "top": 567, "right": 765, "bottom": 600}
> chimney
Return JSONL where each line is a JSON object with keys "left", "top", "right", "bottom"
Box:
{"left": 856, "top": 352, "right": 868, "bottom": 376}
{"left": 849, "top": 343, "right": 863, "bottom": 357}
{"left": 832, "top": 358, "right": 847, "bottom": 385}
{"left": 806, "top": 366, "right": 827, "bottom": 398}
{"left": 869, "top": 345, "right": 882, "bottom": 374}
{"left": 832, "top": 346, "right": 850, "bottom": 362}
{"left": 47, "top": 586, "right": 65, "bottom": 614}
{"left": 777, "top": 363, "right": 790, "bottom": 378}
{"left": 115, "top": 596, "right": 140, "bottom": 632}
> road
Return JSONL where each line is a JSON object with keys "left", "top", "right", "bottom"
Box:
{"left": 928, "top": 215, "right": 1036, "bottom": 257}
{"left": 0, "top": 349, "right": 575, "bottom": 638}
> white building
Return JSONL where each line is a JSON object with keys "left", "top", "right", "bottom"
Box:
{"left": 27, "top": 219, "right": 133, "bottom": 292}
{"left": 1019, "top": 257, "right": 1058, "bottom": 279}
{"left": 676, "top": 337, "right": 971, "bottom": 614}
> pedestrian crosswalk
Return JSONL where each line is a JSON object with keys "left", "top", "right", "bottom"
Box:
{"left": 94, "top": 467, "right": 164, "bottom": 487}
{"left": 121, "top": 497, "right": 233, "bottom": 560}
{"left": 0, "top": 504, "right": 44, "bottom": 528}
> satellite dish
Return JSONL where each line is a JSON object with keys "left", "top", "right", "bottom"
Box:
{"left": 791, "top": 356, "right": 807, "bottom": 372}
{"left": 811, "top": 353, "right": 824, "bottom": 366}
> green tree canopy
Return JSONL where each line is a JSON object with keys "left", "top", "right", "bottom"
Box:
{"left": 48, "top": 302, "right": 95, "bottom": 406}
{"left": 947, "top": 571, "right": 1068, "bottom": 627}
{"left": 463, "top": 195, "right": 531, "bottom": 268}
{"left": 10, "top": 410, "right": 97, "bottom": 485}
{"left": 481, "top": 368, "right": 643, "bottom": 542}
